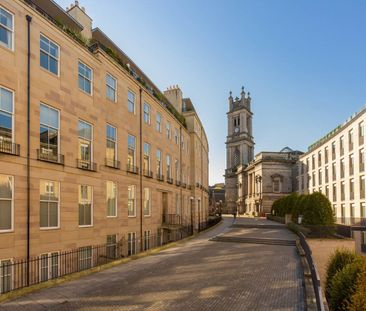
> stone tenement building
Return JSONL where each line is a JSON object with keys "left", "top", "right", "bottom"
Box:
{"left": 224, "top": 88, "right": 254, "bottom": 213}
{"left": 298, "top": 106, "right": 366, "bottom": 225}
{"left": 0, "top": 0, "right": 209, "bottom": 270}
{"left": 238, "top": 148, "right": 302, "bottom": 215}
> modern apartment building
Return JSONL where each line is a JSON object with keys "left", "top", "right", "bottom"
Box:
{"left": 0, "top": 0, "right": 209, "bottom": 276}
{"left": 298, "top": 107, "right": 366, "bottom": 225}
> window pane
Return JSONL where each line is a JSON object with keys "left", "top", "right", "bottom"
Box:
{"left": 79, "top": 204, "right": 84, "bottom": 226}
{"left": 78, "top": 121, "right": 92, "bottom": 140}
{"left": 128, "top": 135, "right": 135, "bottom": 149}
{"left": 49, "top": 57, "right": 58, "bottom": 75}
{"left": 0, "top": 88, "right": 13, "bottom": 113}
{"left": 40, "top": 202, "right": 48, "bottom": 227}
{"left": 40, "top": 51, "right": 49, "bottom": 70}
{"left": 49, "top": 202, "right": 58, "bottom": 227}
{"left": 0, "top": 200, "right": 11, "bottom": 230}
{"left": 85, "top": 203, "right": 91, "bottom": 225}
{"left": 0, "top": 8, "right": 13, "bottom": 29}
{"left": 106, "top": 125, "right": 116, "bottom": 140}
{"left": 49, "top": 42, "right": 58, "bottom": 58}
{"left": 0, "top": 111, "right": 12, "bottom": 140}
{"left": 0, "top": 175, "right": 12, "bottom": 199}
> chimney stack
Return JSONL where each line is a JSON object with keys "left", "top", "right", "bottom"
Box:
{"left": 67, "top": 1, "right": 93, "bottom": 39}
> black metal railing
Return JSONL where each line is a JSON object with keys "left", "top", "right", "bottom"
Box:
{"left": 175, "top": 180, "right": 181, "bottom": 186}
{"left": 167, "top": 177, "right": 173, "bottom": 184}
{"left": 156, "top": 173, "right": 164, "bottom": 181}
{"left": 77, "top": 159, "right": 97, "bottom": 171}
{"left": 37, "top": 149, "right": 64, "bottom": 165}
{"left": 105, "top": 158, "right": 120, "bottom": 169}
{"left": 126, "top": 164, "right": 139, "bottom": 174}
{"left": 188, "top": 185, "right": 192, "bottom": 190}
{"left": 143, "top": 170, "right": 153, "bottom": 178}
{"left": 298, "top": 232, "right": 326, "bottom": 311}
{"left": 181, "top": 182, "right": 187, "bottom": 188}
{"left": 0, "top": 141, "right": 20, "bottom": 156}
{"left": 162, "top": 214, "right": 182, "bottom": 226}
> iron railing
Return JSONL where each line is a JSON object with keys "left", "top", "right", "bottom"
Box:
{"left": 156, "top": 173, "right": 164, "bottom": 181}
{"left": 181, "top": 182, "right": 187, "bottom": 188}
{"left": 162, "top": 214, "right": 182, "bottom": 226}
{"left": 167, "top": 177, "right": 173, "bottom": 184}
{"left": 143, "top": 170, "right": 153, "bottom": 178}
{"left": 37, "top": 149, "right": 64, "bottom": 165}
{"left": 76, "top": 159, "right": 97, "bottom": 171}
{"left": 298, "top": 232, "right": 326, "bottom": 311}
{"left": 175, "top": 180, "right": 181, "bottom": 187}
{"left": 105, "top": 158, "right": 120, "bottom": 169}
{"left": 0, "top": 141, "right": 20, "bottom": 156}
{"left": 126, "top": 164, "right": 139, "bottom": 174}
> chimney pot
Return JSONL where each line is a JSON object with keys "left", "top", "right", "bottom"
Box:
{"left": 75, "top": 1, "right": 79, "bottom": 6}
{"left": 81, "top": 6, "right": 85, "bottom": 12}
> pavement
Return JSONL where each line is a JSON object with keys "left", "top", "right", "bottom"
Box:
{"left": 0, "top": 216, "right": 305, "bottom": 311}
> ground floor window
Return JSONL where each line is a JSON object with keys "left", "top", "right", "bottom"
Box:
{"left": 144, "top": 230, "right": 151, "bottom": 251}
{"left": 40, "top": 252, "right": 59, "bottom": 282}
{"left": 106, "top": 235, "right": 117, "bottom": 259}
{"left": 78, "top": 246, "right": 92, "bottom": 271}
{"left": 0, "top": 259, "right": 12, "bottom": 293}
{"left": 128, "top": 232, "right": 136, "bottom": 256}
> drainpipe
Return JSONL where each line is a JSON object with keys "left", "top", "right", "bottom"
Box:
{"left": 26, "top": 14, "right": 32, "bottom": 286}
{"left": 179, "top": 126, "right": 183, "bottom": 232}
{"left": 139, "top": 88, "right": 143, "bottom": 251}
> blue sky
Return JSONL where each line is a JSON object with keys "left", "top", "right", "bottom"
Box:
{"left": 59, "top": 0, "right": 366, "bottom": 185}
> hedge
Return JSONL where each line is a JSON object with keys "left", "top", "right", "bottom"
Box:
{"left": 325, "top": 248, "right": 358, "bottom": 301}
{"left": 271, "top": 192, "right": 334, "bottom": 226}
{"left": 328, "top": 258, "right": 365, "bottom": 311}
{"left": 348, "top": 266, "right": 366, "bottom": 311}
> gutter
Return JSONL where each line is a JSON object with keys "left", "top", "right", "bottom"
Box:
{"left": 139, "top": 88, "right": 143, "bottom": 251}
{"left": 26, "top": 14, "right": 32, "bottom": 286}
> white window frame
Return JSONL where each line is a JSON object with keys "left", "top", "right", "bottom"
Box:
{"left": 78, "top": 246, "right": 93, "bottom": 270}
{"left": 128, "top": 185, "right": 136, "bottom": 217}
{"left": 156, "top": 112, "right": 162, "bottom": 132}
{"left": 143, "top": 142, "right": 150, "bottom": 173}
{"left": 0, "top": 6, "right": 14, "bottom": 51}
{"left": 0, "top": 258, "right": 13, "bottom": 294}
{"left": 39, "top": 251, "right": 59, "bottom": 282}
{"left": 127, "top": 90, "right": 135, "bottom": 114}
{"left": 106, "top": 181, "right": 117, "bottom": 218}
{"left": 143, "top": 103, "right": 150, "bottom": 124}
{"left": 166, "top": 121, "right": 171, "bottom": 139}
{"left": 78, "top": 185, "right": 93, "bottom": 227}
{"left": 78, "top": 119, "right": 93, "bottom": 163}
{"left": 143, "top": 188, "right": 151, "bottom": 217}
{"left": 127, "top": 232, "right": 137, "bottom": 256}
{"left": 156, "top": 149, "right": 162, "bottom": 176}
{"left": 0, "top": 85, "right": 14, "bottom": 145}
{"left": 106, "top": 123, "right": 117, "bottom": 161}
{"left": 106, "top": 73, "right": 117, "bottom": 102}
{"left": 127, "top": 134, "right": 136, "bottom": 167}
{"left": 40, "top": 103, "right": 60, "bottom": 156}
{"left": 40, "top": 34, "right": 60, "bottom": 76}
{"left": 0, "top": 175, "right": 13, "bottom": 233}
{"left": 78, "top": 61, "right": 93, "bottom": 95}
{"left": 40, "top": 180, "right": 60, "bottom": 230}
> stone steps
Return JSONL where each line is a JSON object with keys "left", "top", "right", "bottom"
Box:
{"left": 210, "top": 235, "right": 297, "bottom": 246}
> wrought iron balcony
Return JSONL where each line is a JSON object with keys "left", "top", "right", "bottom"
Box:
{"left": 156, "top": 173, "right": 164, "bottom": 181}
{"left": 126, "top": 164, "right": 139, "bottom": 174}
{"left": 143, "top": 170, "right": 153, "bottom": 178}
{"left": 167, "top": 177, "right": 173, "bottom": 184}
{"left": 105, "top": 158, "right": 120, "bottom": 169}
{"left": 181, "top": 182, "right": 187, "bottom": 188}
{"left": 162, "top": 214, "right": 182, "bottom": 226}
{"left": 0, "top": 141, "right": 20, "bottom": 156}
{"left": 175, "top": 180, "right": 181, "bottom": 187}
{"left": 37, "top": 149, "right": 64, "bottom": 165}
{"left": 77, "top": 159, "right": 97, "bottom": 171}
{"left": 187, "top": 185, "right": 192, "bottom": 190}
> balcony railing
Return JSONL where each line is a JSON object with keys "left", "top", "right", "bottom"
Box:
{"left": 77, "top": 159, "right": 97, "bottom": 171}
{"left": 105, "top": 158, "right": 120, "bottom": 169}
{"left": 181, "top": 182, "right": 187, "bottom": 188}
{"left": 0, "top": 141, "right": 20, "bottom": 156}
{"left": 156, "top": 173, "right": 164, "bottom": 181}
{"left": 187, "top": 185, "right": 192, "bottom": 190}
{"left": 126, "top": 164, "right": 139, "bottom": 174}
{"left": 175, "top": 180, "right": 181, "bottom": 187}
{"left": 37, "top": 149, "right": 64, "bottom": 165}
{"left": 143, "top": 170, "right": 153, "bottom": 178}
{"left": 162, "top": 214, "right": 182, "bottom": 226}
{"left": 167, "top": 177, "right": 173, "bottom": 184}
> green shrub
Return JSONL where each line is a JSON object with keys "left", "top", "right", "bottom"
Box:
{"left": 348, "top": 262, "right": 366, "bottom": 311}
{"left": 325, "top": 248, "right": 358, "bottom": 300}
{"left": 292, "top": 194, "right": 307, "bottom": 220}
{"left": 329, "top": 258, "right": 365, "bottom": 311}
{"left": 301, "top": 192, "right": 334, "bottom": 225}
{"left": 271, "top": 194, "right": 297, "bottom": 217}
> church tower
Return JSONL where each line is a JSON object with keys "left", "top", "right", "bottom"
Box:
{"left": 224, "top": 87, "right": 254, "bottom": 213}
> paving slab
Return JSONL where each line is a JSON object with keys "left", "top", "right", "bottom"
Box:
{"left": 1, "top": 217, "right": 305, "bottom": 311}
